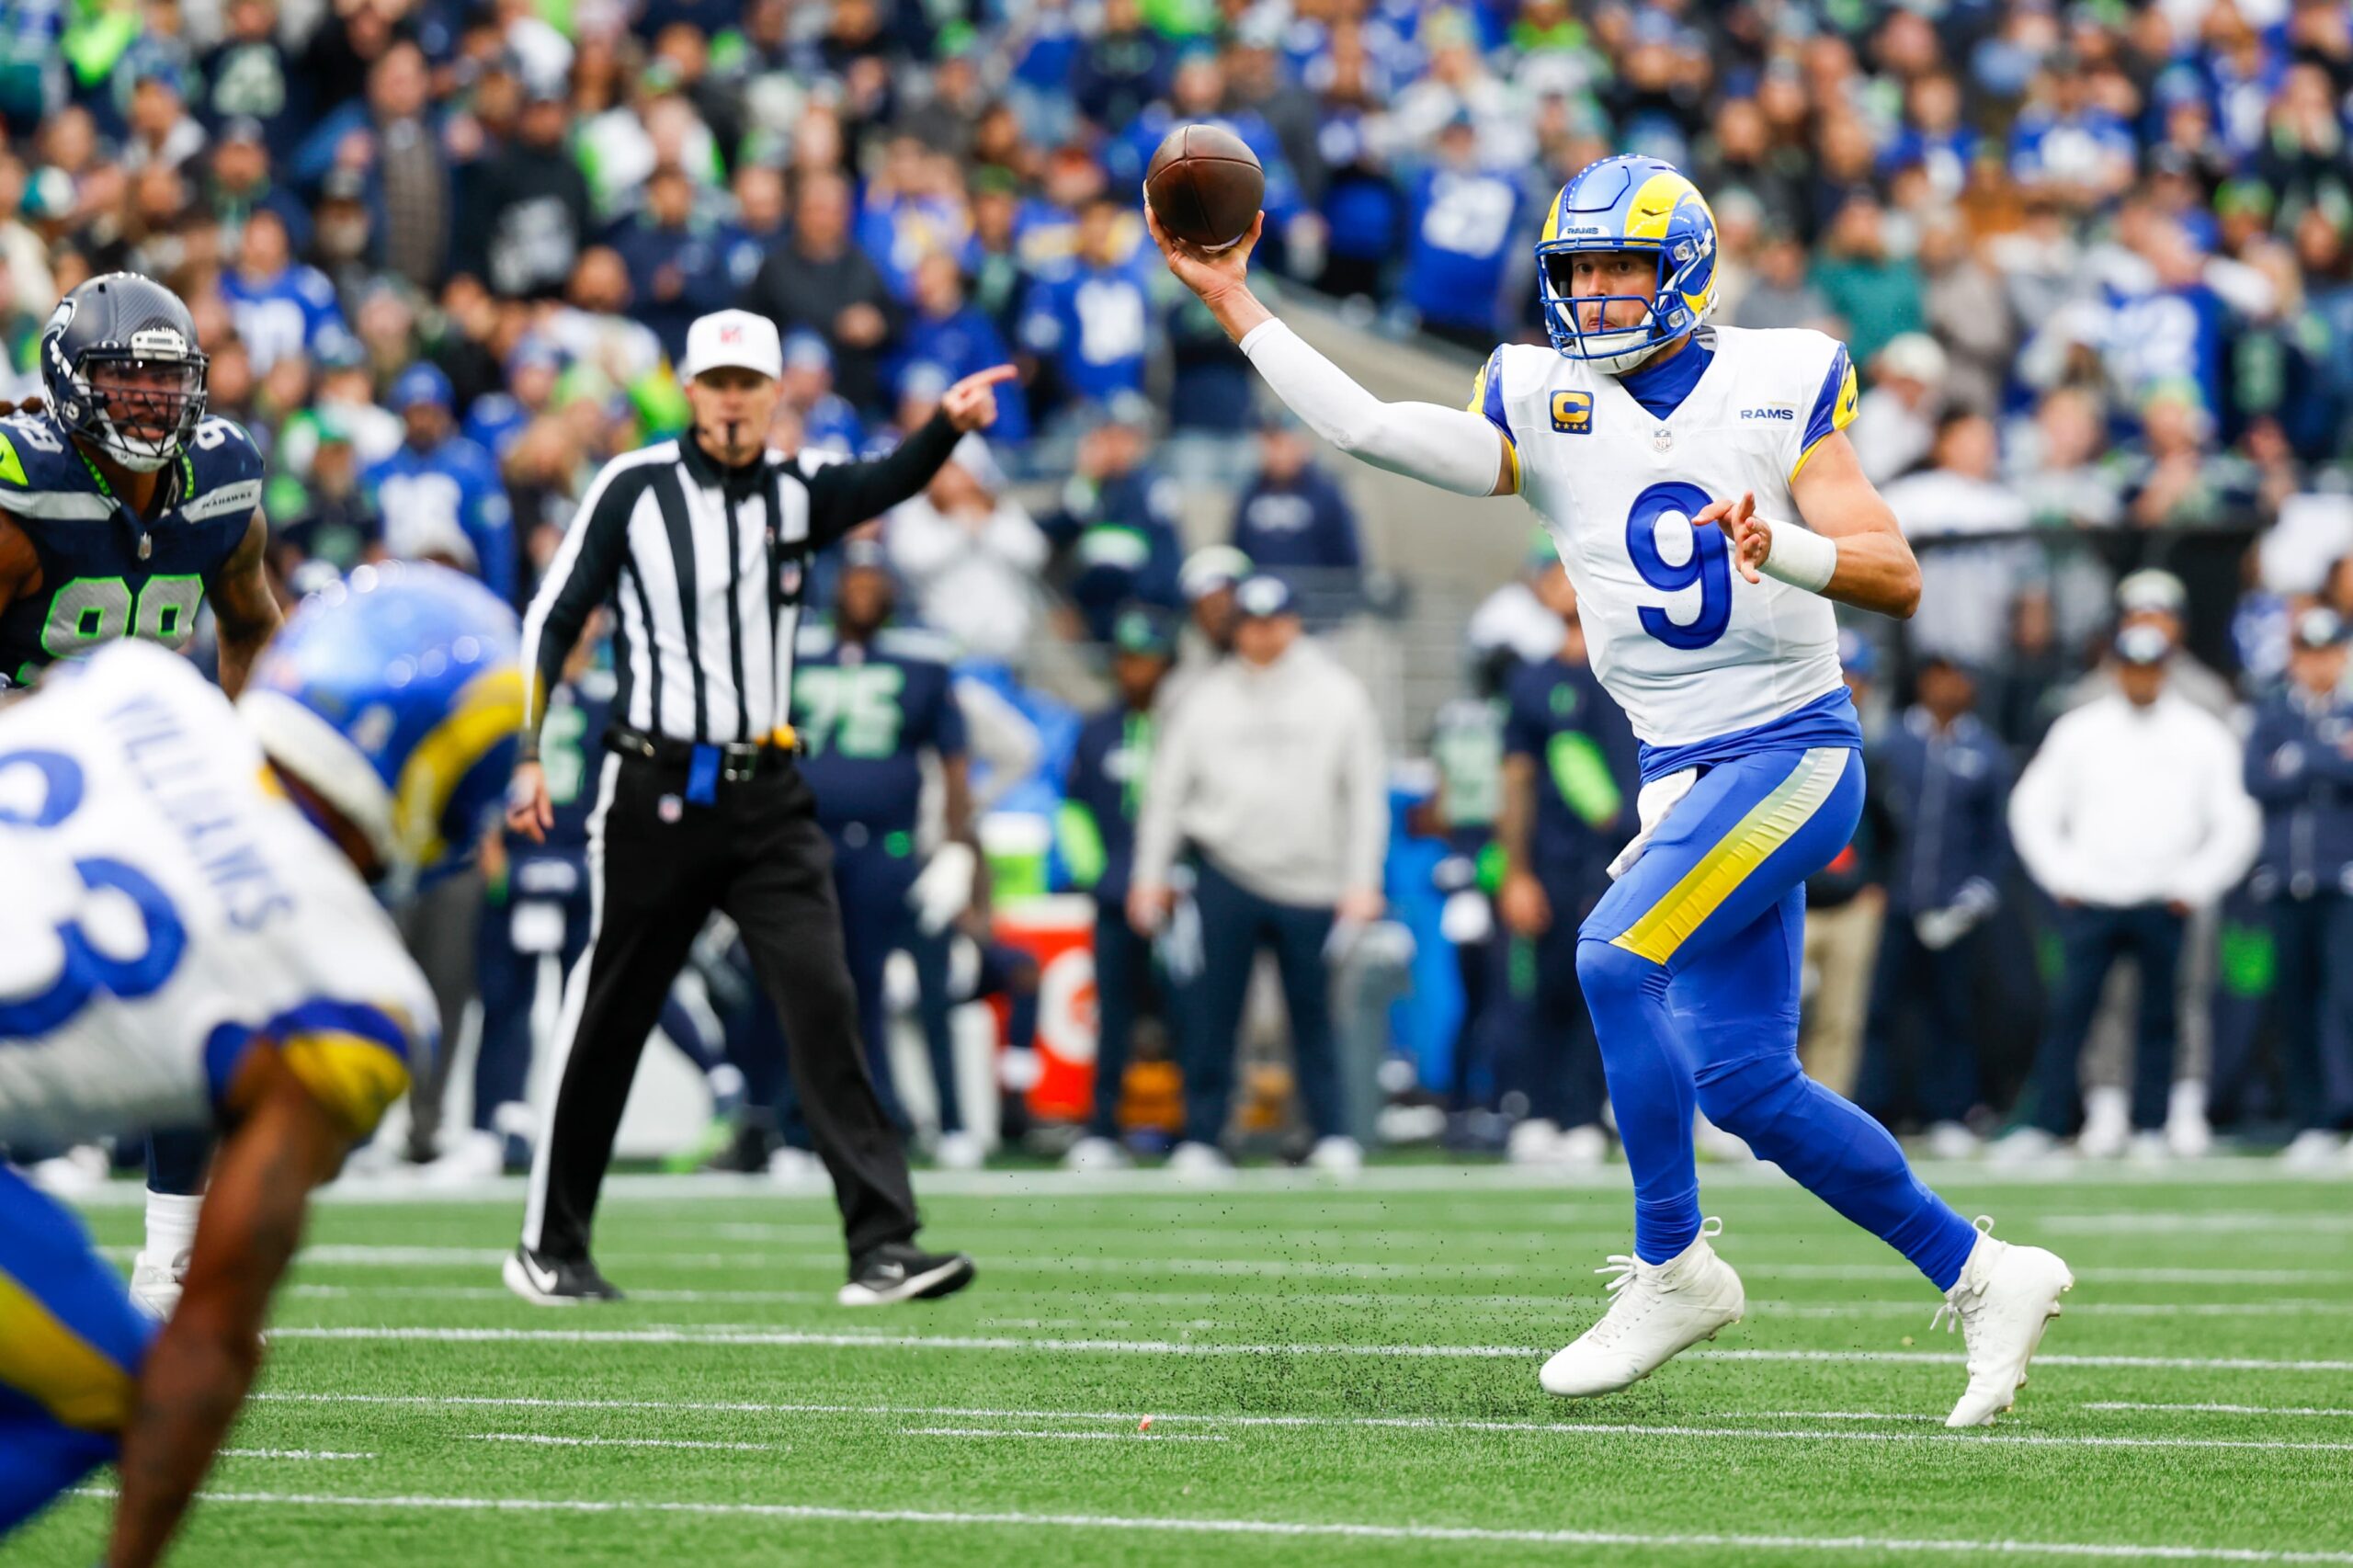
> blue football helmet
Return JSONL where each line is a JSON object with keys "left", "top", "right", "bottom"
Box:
{"left": 1534, "top": 155, "right": 1720, "bottom": 373}
{"left": 237, "top": 562, "right": 523, "bottom": 882}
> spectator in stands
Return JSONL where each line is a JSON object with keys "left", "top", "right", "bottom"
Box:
{"left": 1019, "top": 197, "right": 1154, "bottom": 415}
{"left": 1733, "top": 228, "right": 1836, "bottom": 334}
{"left": 222, "top": 205, "right": 350, "bottom": 374}
{"left": 2065, "top": 570, "right": 2237, "bottom": 722}
{"left": 1042, "top": 394, "right": 1184, "bottom": 642}
{"left": 606, "top": 162, "right": 728, "bottom": 364}
{"left": 739, "top": 169, "right": 902, "bottom": 414}
{"left": 364, "top": 362, "right": 516, "bottom": 605}
{"left": 1131, "top": 574, "right": 1387, "bottom": 1176}
{"left": 1846, "top": 332, "right": 1947, "bottom": 486}
{"left": 1799, "top": 631, "right": 1886, "bottom": 1103}
{"left": 1811, "top": 193, "right": 1922, "bottom": 367}
{"left": 1400, "top": 113, "right": 1522, "bottom": 353}
{"left": 899, "top": 249, "right": 1029, "bottom": 448}
{"left": 2002, "top": 624, "right": 2260, "bottom": 1160}
{"left": 1165, "top": 543, "right": 1250, "bottom": 714}
{"left": 1062, "top": 605, "right": 1183, "bottom": 1173}
{"left": 885, "top": 438, "right": 1049, "bottom": 664}
{"left": 1883, "top": 412, "right": 2040, "bottom": 680}
{"left": 779, "top": 330, "right": 866, "bottom": 459}
{"left": 289, "top": 40, "right": 449, "bottom": 294}
{"left": 2242, "top": 608, "right": 2353, "bottom": 1166}
{"left": 457, "top": 76, "right": 595, "bottom": 302}
{"left": 1858, "top": 654, "right": 2010, "bottom": 1155}
{"left": 1230, "top": 409, "right": 1362, "bottom": 588}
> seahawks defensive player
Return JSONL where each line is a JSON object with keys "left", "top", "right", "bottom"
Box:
{"left": 0, "top": 272, "right": 281, "bottom": 696}
{"left": 0, "top": 272, "right": 284, "bottom": 1325}
{"left": 1148, "top": 156, "right": 2073, "bottom": 1427}
{"left": 0, "top": 563, "right": 520, "bottom": 1565}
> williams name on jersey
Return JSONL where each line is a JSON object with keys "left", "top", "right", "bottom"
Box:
{"left": 0, "top": 406, "right": 265, "bottom": 688}
{"left": 0, "top": 641, "right": 435, "bottom": 1145}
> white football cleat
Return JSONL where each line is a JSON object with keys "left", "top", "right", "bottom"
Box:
{"left": 1306, "top": 1135, "right": 1363, "bottom": 1177}
{"left": 1165, "top": 1141, "right": 1233, "bottom": 1180}
{"left": 2164, "top": 1081, "right": 2212, "bottom": 1159}
{"left": 1552, "top": 1122, "right": 1609, "bottom": 1168}
{"left": 1062, "top": 1135, "right": 1133, "bottom": 1173}
{"left": 1985, "top": 1126, "right": 2058, "bottom": 1165}
{"left": 1540, "top": 1218, "right": 1745, "bottom": 1398}
{"left": 767, "top": 1146, "right": 829, "bottom": 1188}
{"left": 420, "top": 1130, "right": 506, "bottom": 1187}
{"left": 27, "top": 1143, "right": 110, "bottom": 1198}
{"left": 1936, "top": 1216, "right": 2074, "bottom": 1428}
{"left": 1924, "top": 1121, "right": 1981, "bottom": 1162}
{"left": 2278, "top": 1129, "right": 2343, "bottom": 1169}
{"left": 1506, "top": 1119, "right": 1562, "bottom": 1165}
{"left": 932, "top": 1130, "right": 986, "bottom": 1171}
{"left": 129, "top": 1250, "right": 191, "bottom": 1321}
{"left": 2075, "top": 1085, "right": 2130, "bottom": 1159}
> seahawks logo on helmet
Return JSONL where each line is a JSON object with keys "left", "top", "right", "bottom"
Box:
{"left": 40, "top": 272, "right": 210, "bottom": 474}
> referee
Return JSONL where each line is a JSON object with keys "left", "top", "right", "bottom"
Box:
{"left": 502, "top": 308, "right": 1010, "bottom": 1308}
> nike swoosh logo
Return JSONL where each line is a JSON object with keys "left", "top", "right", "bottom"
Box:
{"left": 874, "top": 1264, "right": 906, "bottom": 1282}
{"left": 522, "top": 1255, "right": 560, "bottom": 1293}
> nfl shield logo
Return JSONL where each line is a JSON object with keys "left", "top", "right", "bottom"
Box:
{"left": 779, "top": 562, "right": 803, "bottom": 596}
{"left": 658, "top": 794, "right": 684, "bottom": 824}
{"left": 1654, "top": 427, "right": 1674, "bottom": 452}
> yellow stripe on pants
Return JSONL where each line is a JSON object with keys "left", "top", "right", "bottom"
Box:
{"left": 0, "top": 1267, "right": 136, "bottom": 1433}
{"left": 1609, "top": 747, "right": 1850, "bottom": 966}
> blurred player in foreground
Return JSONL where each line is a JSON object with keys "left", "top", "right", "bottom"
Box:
{"left": 0, "top": 563, "right": 520, "bottom": 1562}
{"left": 1149, "top": 153, "right": 2073, "bottom": 1426}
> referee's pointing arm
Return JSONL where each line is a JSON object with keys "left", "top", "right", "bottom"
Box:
{"left": 506, "top": 340, "right": 1015, "bottom": 842}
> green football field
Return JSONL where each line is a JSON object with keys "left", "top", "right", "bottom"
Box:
{"left": 19, "top": 1161, "right": 2353, "bottom": 1567}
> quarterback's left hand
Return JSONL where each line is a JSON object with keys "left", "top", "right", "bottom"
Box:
{"left": 1696, "top": 491, "right": 1770, "bottom": 584}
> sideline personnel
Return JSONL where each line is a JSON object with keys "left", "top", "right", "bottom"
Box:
{"left": 505, "top": 308, "right": 1009, "bottom": 1306}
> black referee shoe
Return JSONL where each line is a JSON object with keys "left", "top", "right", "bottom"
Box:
{"left": 503, "top": 1244, "right": 625, "bottom": 1307}
{"left": 838, "top": 1243, "right": 976, "bottom": 1307}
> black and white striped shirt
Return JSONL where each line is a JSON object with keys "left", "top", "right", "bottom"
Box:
{"left": 519, "top": 415, "right": 962, "bottom": 752}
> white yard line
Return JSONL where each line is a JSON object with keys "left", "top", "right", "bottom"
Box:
{"left": 62, "top": 1487, "right": 2353, "bottom": 1562}
{"left": 258, "top": 1324, "right": 2353, "bottom": 1376}
{"left": 2084, "top": 1403, "right": 2353, "bottom": 1419}
{"left": 217, "top": 1449, "right": 376, "bottom": 1460}
{"left": 904, "top": 1427, "right": 1227, "bottom": 1443}
{"left": 240, "top": 1390, "right": 2353, "bottom": 1454}
{"left": 468, "top": 1434, "right": 779, "bottom": 1452}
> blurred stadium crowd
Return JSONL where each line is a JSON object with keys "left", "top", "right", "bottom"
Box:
{"left": 8, "top": 0, "right": 2353, "bottom": 1183}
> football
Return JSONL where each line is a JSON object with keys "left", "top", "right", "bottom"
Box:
{"left": 1144, "top": 123, "right": 1265, "bottom": 250}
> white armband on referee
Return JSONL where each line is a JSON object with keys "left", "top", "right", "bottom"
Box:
{"left": 1758, "top": 519, "right": 1838, "bottom": 594}
{"left": 1237, "top": 320, "right": 1504, "bottom": 497}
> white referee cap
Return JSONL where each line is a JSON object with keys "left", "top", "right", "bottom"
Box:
{"left": 680, "top": 310, "right": 783, "bottom": 381}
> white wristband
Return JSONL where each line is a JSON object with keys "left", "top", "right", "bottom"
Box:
{"left": 1757, "top": 518, "right": 1837, "bottom": 594}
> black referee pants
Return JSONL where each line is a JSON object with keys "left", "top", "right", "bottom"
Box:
{"left": 524, "top": 748, "right": 921, "bottom": 1265}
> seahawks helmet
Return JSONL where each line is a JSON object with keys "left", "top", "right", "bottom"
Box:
{"left": 1534, "top": 156, "right": 1720, "bottom": 374}
{"left": 40, "top": 271, "right": 210, "bottom": 473}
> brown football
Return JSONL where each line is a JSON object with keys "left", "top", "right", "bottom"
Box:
{"left": 1144, "top": 123, "right": 1265, "bottom": 250}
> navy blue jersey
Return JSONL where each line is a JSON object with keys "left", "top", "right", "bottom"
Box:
{"left": 0, "top": 411, "right": 264, "bottom": 689}
{"left": 1062, "top": 702, "right": 1154, "bottom": 906}
{"left": 1501, "top": 654, "right": 1640, "bottom": 880}
{"left": 529, "top": 666, "right": 617, "bottom": 853}
{"left": 790, "top": 625, "right": 966, "bottom": 837}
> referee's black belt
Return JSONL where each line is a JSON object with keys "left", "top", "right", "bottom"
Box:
{"left": 605, "top": 722, "right": 801, "bottom": 784}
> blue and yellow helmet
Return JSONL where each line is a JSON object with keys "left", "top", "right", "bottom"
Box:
{"left": 238, "top": 562, "right": 524, "bottom": 881}
{"left": 1535, "top": 155, "right": 1720, "bottom": 372}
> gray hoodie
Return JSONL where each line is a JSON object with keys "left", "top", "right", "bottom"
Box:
{"left": 1133, "top": 637, "right": 1388, "bottom": 907}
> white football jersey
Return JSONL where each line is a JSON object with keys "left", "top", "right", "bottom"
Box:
{"left": 0, "top": 642, "right": 435, "bottom": 1146}
{"left": 1472, "top": 324, "right": 1858, "bottom": 747}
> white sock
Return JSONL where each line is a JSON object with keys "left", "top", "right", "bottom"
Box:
{"left": 141, "top": 1190, "right": 204, "bottom": 1269}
